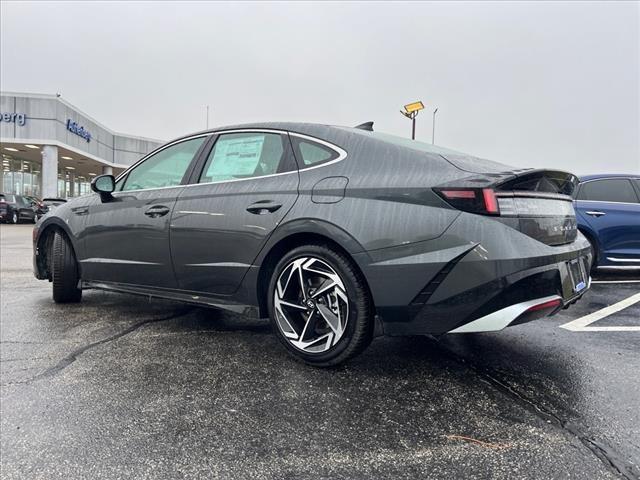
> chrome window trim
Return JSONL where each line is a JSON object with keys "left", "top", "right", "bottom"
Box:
{"left": 113, "top": 129, "right": 348, "bottom": 194}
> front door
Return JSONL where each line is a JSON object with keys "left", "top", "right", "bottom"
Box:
{"left": 80, "top": 136, "right": 208, "bottom": 287}
{"left": 171, "top": 131, "right": 299, "bottom": 295}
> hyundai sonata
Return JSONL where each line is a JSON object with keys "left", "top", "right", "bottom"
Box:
{"left": 33, "top": 123, "right": 591, "bottom": 366}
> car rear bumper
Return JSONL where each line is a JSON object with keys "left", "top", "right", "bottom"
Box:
{"left": 354, "top": 212, "right": 592, "bottom": 336}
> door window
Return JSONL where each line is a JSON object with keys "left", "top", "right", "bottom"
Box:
{"left": 577, "top": 179, "right": 639, "bottom": 203}
{"left": 121, "top": 136, "right": 206, "bottom": 191}
{"left": 199, "top": 132, "right": 287, "bottom": 183}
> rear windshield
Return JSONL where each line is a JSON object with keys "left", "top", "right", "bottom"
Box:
{"left": 341, "top": 128, "right": 514, "bottom": 174}
{"left": 1, "top": 194, "right": 16, "bottom": 202}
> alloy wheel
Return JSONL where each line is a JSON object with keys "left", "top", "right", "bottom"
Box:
{"left": 273, "top": 256, "right": 349, "bottom": 353}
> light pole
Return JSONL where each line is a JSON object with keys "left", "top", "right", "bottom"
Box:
{"left": 432, "top": 107, "right": 438, "bottom": 145}
{"left": 401, "top": 101, "right": 425, "bottom": 140}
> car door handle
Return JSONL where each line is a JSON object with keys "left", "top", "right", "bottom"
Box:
{"left": 144, "top": 205, "right": 171, "bottom": 218}
{"left": 246, "top": 201, "right": 282, "bottom": 215}
{"left": 585, "top": 211, "right": 606, "bottom": 217}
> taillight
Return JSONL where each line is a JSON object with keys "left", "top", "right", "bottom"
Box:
{"left": 434, "top": 188, "right": 500, "bottom": 215}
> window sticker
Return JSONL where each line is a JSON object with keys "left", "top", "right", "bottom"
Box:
{"left": 206, "top": 135, "right": 265, "bottom": 179}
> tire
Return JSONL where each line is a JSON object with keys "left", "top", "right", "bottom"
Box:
{"left": 10, "top": 211, "right": 18, "bottom": 224}
{"left": 267, "top": 243, "right": 374, "bottom": 367}
{"left": 51, "top": 231, "right": 82, "bottom": 303}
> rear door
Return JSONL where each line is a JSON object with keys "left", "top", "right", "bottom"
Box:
{"left": 171, "top": 130, "right": 299, "bottom": 295}
{"left": 81, "top": 135, "right": 209, "bottom": 287}
{"left": 575, "top": 178, "right": 640, "bottom": 262}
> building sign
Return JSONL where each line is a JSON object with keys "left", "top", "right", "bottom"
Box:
{"left": 0, "top": 112, "right": 26, "bottom": 126}
{"left": 66, "top": 119, "right": 92, "bottom": 142}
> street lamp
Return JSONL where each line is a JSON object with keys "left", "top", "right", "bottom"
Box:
{"left": 400, "top": 101, "right": 425, "bottom": 140}
{"left": 432, "top": 107, "right": 438, "bottom": 145}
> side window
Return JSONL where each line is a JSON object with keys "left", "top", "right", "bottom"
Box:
{"left": 292, "top": 137, "right": 340, "bottom": 167}
{"left": 199, "top": 132, "right": 287, "bottom": 183}
{"left": 577, "top": 179, "right": 638, "bottom": 203}
{"left": 121, "top": 136, "right": 206, "bottom": 191}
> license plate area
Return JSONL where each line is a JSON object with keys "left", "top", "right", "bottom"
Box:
{"left": 567, "top": 258, "right": 587, "bottom": 293}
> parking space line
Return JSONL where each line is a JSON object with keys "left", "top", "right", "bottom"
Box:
{"left": 591, "top": 280, "right": 640, "bottom": 284}
{"left": 560, "top": 292, "right": 640, "bottom": 332}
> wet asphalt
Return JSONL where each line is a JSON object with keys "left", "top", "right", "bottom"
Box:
{"left": 1, "top": 224, "right": 639, "bottom": 479}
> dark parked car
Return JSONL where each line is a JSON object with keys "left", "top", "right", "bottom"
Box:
{"left": 1, "top": 193, "right": 37, "bottom": 224}
{"left": 574, "top": 174, "right": 640, "bottom": 270}
{"left": 24, "top": 195, "right": 49, "bottom": 219}
{"left": 33, "top": 123, "right": 591, "bottom": 366}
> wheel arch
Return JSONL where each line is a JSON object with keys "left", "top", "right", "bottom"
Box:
{"left": 578, "top": 225, "right": 600, "bottom": 267}
{"left": 35, "top": 219, "right": 80, "bottom": 280}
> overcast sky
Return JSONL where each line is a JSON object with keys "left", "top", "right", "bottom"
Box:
{"left": 1, "top": 1, "right": 638, "bottom": 174}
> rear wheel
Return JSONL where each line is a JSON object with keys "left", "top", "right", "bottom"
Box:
{"left": 267, "top": 244, "right": 374, "bottom": 367}
{"left": 51, "top": 232, "right": 82, "bottom": 303}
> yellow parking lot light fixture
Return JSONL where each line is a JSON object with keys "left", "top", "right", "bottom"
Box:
{"left": 404, "top": 101, "right": 425, "bottom": 114}
{"left": 400, "top": 100, "right": 425, "bottom": 140}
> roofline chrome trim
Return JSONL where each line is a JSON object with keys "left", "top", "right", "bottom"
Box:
{"left": 113, "top": 129, "right": 348, "bottom": 194}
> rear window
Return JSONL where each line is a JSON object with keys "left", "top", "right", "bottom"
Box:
{"left": 1, "top": 194, "right": 16, "bottom": 203}
{"left": 344, "top": 129, "right": 513, "bottom": 174}
{"left": 577, "top": 179, "right": 639, "bottom": 203}
{"left": 291, "top": 137, "right": 340, "bottom": 167}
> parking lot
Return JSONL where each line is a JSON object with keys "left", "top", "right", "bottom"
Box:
{"left": 1, "top": 224, "right": 638, "bottom": 479}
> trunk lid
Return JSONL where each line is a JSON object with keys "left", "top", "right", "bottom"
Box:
{"left": 435, "top": 169, "right": 580, "bottom": 246}
{"left": 495, "top": 170, "right": 579, "bottom": 246}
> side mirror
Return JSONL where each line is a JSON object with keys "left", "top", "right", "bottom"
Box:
{"left": 91, "top": 174, "right": 116, "bottom": 201}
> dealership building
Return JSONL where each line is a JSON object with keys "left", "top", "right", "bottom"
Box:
{"left": 1, "top": 92, "right": 164, "bottom": 198}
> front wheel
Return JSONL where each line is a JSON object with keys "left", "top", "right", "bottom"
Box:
{"left": 267, "top": 244, "right": 374, "bottom": 367}
{"left": 10, "top": 211, "right": 18, "bottom": 224}
{"left": 51, "top": 232, "right": 82, "bottom": 303}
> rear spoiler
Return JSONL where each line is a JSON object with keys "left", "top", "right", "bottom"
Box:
{"left": 496, "top": 169, "right": 579, "bottom": 196}
{"left": 436, "top": 169, "right": 579, "bottom": 197}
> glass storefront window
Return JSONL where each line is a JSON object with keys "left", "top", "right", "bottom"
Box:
{"left": 1, "top": 157, "right": 41, "bottom": 197}
{"left": 2, "top": 153, "right": 95, "bottom": 199}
